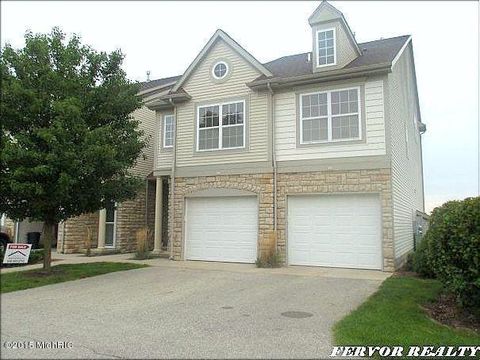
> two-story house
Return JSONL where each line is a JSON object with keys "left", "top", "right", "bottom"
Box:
{"left": 57, "top": 1, "right": 426, "bottom": 272}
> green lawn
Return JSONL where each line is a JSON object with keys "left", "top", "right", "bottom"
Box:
{"left": 0, "top": 262, "right": 148, "bottom": 293}
{"left": 334, "top": 275, "right": 479, "bottom": 346}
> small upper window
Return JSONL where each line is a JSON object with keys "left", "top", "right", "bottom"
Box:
{"left": 163, "top": 115, "right": 175, "bottom": 148}
{"left": 212, "top": 61, "right": 228, "bottom": 79}
{"left": 317, "top": 29, "right": 336, "bottom": 67}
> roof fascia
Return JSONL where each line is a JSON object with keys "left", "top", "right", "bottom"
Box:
{"left": 391, "top": 36, "right": 412, "bottom": 67}
{"left": 247, "top": 62, "right": 392, "bottom": 90}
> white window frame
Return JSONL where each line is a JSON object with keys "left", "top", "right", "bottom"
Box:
{"left": 105, "top": 203, "right": 117, "bottom": 248}
{"left": 316, "top": 28, "right": 336, "bottom": 68}
{"left": 196, "top": 100, "right": 246, "bottom": 152}
{"left": 163, "top": 114, "right": 175, "bottom": 148}
{"left": 212, "top": 61, "right": 229, "bottom": 79}
{"left": 299, "top": 86, "right": 362, "bottom": 144}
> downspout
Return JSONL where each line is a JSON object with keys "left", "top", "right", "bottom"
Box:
{"left": 168, "top": 99, "right": 177, "bottom": 260}
{"left": 145, "top": 179, "right": 149, "bottom": 228}
{"left": 267, "top": 82, "right": 277, "bottom": 245}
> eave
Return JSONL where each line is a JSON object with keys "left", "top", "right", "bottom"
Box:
{"left": 247, "top": 62, "right": 392, "bottom": 91}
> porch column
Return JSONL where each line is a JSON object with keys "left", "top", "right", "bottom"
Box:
{"left": 153, "top": 177, "right": 163, "bottom": 254}
{"left": 97, "top": 209, "right": 106, "bottom": 249}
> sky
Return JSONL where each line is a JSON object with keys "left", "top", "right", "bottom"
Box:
{"left": 1, "top": 1, "right": 479, "bottom": 213}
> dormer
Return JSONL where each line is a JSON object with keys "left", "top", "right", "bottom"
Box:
{"left": 309, "top": 1, "right": 362, "bottom": 73}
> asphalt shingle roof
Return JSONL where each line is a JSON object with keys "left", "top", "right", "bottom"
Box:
{"left": 140, "top": 75, "right": 181, "bottom": 91}
{"left": 140, "top": 35, "right": 410, "bottom": 91}
{"left": 259, "top": 35, "right": 410, "bottom": 81}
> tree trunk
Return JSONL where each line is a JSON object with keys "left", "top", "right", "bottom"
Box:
{"left": 42, "top": 222, "right": 55, "bottom": 271}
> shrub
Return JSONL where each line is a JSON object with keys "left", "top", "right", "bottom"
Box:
{"left": 28, "top": 249, "right": 44, "bottom": 264}
{"left": 134, "top": 227, "right": 150, "bottom": 260}
{"left": 426, "top": 197, "right": 480, "bottom": 310}
{"left": 412, "top": 237, "right": 435, "bottom": 278}
{"left": 256, "top": 253, "right": 282, "bottom": 268}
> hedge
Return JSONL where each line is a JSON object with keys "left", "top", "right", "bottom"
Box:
{"left": 425, "top": 197, "right": 480, "bottom": 310}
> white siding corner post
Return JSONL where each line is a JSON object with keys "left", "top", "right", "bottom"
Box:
{"left": 153, "top": 177, "right": 163, "bottom": 254}
{"left": 97, "top": 209, "right": 106, "bottom": 249}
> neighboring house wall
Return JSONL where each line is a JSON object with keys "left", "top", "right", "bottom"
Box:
{"left": 173, "top": 39, "right": 270, "bottom": 170}
{"left": 274, "top": 77, "right": 387, "bottom": 162}
{"left": 130, "top": 106, "right": 157, "bottom": 177}
{"left": 387, "top": 42, "right": 425, "bottom": 263}
{"left": 57, "top": 106, "right": 156, "bottom": 254}
{"left": 57, "top": 212, "right": 99, "bottom": 253}
{"left": 16, "top": 220, "right": 44, "bottom": 244}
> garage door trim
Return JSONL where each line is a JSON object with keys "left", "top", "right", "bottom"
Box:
{"left": 184, "top": 194, "right": 259, "bottom": 263}
{"left": 286, "top": 192, "right": 383, "bottom": 270}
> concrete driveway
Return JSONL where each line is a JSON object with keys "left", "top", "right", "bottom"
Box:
{"left": 1, "top": 260, "right": 389, "bottom": 359}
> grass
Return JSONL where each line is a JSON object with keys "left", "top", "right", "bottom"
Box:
{"left": 0, "top": 262, "right": 148, "bottom": 294}
{"left": 334, "top": 275, "right": 480, "bottom": 347}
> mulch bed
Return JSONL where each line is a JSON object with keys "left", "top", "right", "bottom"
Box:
{"left": 424, "top": 293, "right": 479, "bottom": 333}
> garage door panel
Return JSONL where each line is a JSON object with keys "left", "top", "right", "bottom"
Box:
{"left": 288, "top": 194, "right": 382, "bottom": 270}
{"left": 186, "top": 196, "right": 258, "bottom": 263}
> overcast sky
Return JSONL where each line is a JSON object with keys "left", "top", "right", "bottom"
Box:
{"left": 2, "top": 1, "right": 478, "bottom": 213}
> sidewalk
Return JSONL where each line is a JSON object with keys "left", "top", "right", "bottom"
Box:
{"left": 1, "top": 252, "right": 145, "bottom": 274}
{"left": 1, "top": 251, "right": 391, "bottom": 281}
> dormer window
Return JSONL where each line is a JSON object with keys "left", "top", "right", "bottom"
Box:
{"left": 316, "top": 28, "right": 336, "bottom": 67}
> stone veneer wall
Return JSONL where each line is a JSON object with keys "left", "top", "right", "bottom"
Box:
{"left": 115, "top": 188, "right": 147, "bottom": 252}
{"left": 146, "top": 181, "right": 156, "bottom": 250}
{"left": 276, "top": 169, "right": 394, "bottom": 271}
{"left": 57, "top": 187, "right": 151, "bottom": 253}
{"left": 172, "top": 170, "right": 394, "bottom": 270}
{"left": 57, "top": 212, "right": 99, "bottom": 253}
{"left": 172, "top": 174, "right": 275, "bottom": 260}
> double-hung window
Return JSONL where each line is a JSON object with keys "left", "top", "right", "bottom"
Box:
{"left": 317, "top": 28, "right": 336, "bottom": 67}
{"left": 163, "top": 115, "right": 175, "bottom": 148}
{"left": 197, "top": 100, "right": 245, "bottom": 151}
{"left": 300, "top": 87, "right": 361, "bottom": 144}
{"left": 105, "top": 202, "right": 116, "bottom": 248}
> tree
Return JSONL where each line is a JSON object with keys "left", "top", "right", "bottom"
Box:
{"left": 0, "top": 28, "right": 145, "bottom": 271}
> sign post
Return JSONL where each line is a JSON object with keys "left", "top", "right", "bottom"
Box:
{"left": 3, "top": 244, "right": 32, "bottom": 264}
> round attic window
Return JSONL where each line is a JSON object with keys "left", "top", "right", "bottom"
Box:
{"left": 212, "top": 61, "right": 228, "bottom": 79}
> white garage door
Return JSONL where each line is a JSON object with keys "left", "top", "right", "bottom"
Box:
{"left": 185, "top": 196, "right": 258, "bottom": 263}
{"left": 288, "top": 194, "right": 382, "bottom": 269}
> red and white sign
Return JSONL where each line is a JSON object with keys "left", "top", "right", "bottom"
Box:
{"left": 3, "top": 244, "right": 32, "bottom": 264}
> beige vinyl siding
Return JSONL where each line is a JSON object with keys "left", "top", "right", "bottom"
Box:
{"left": 274, "top": 79, "right": 386, "bottom": 161}
{"left": 130, "top": 106, "right": 157, "bottom": 177}
{"left": 388, "top": 42, "right": 424, "bottom": 260}
{"left": 155, "top": 110, "right": 173, "bottom": 170}
{"left": 175, "top": 39, "right": 269, "bottom": 167}
{"left": 312, "top": 21, "right": 358, "bottom": 72}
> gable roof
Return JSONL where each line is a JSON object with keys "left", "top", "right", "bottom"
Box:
{"left": 142, "top": 35, "right": 411, "bottom": 98}
{"left": 308, "top": 0, "right": 343, "bottom": 25}
{"left": 308, "top": 1, "right": 361, "bottom": 56}
{"left": 171, "top": 29, "right": 273, "bottom": 92}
